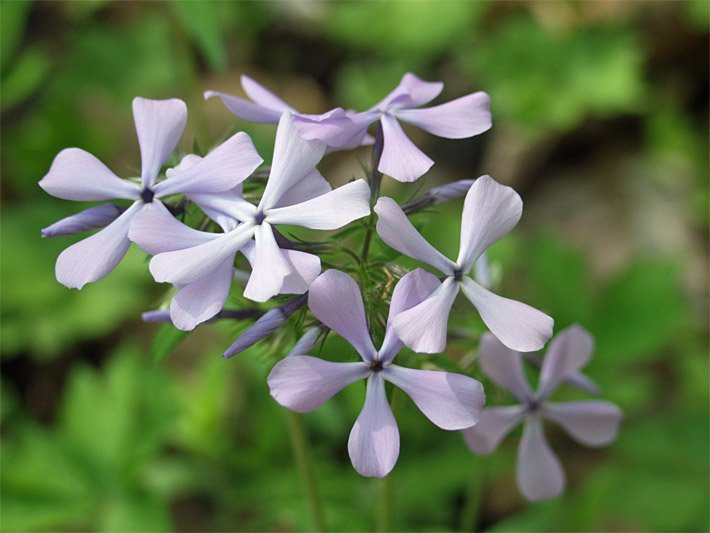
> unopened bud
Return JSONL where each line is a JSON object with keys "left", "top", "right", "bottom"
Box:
{"left": 402, "top": 179, "right": 475, "bottom": 214}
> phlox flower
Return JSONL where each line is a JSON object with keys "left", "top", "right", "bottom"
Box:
{"left": 268, "top": 269, "right": 485, "bottom": 478}
{"left": 205, "top": 75, "right": 372, "bottom": 149}
{"left": 463, "top": 326, "right": 622, "bottom": 501}
{"left": 134, "top": 112, "right": 371, "bottom": 315}
{"left": 39, "top": 97, "right": 262, "bottom": 289}
{"left": 375, "top": 175, "right": 553, "bottom": 354}
{"left": 353, "top": 72, "right": 492, "bottom": 182}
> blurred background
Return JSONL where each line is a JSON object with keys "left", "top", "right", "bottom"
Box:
{"left": 1, "top": 1, "right": 708, "bottom": 531}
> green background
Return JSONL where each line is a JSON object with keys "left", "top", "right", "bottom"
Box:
{"left": 1, "top": 1, "right": 708, "bottom": 531}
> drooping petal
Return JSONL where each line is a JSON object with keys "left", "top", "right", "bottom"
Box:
{"left": 292, "top": 108, "right": 364, "bottom": 147}
{"left": 307, "top": 269, "right": 377, "bottom": 361}
{"left": 392, "top": 277, "right": 459, "bottom": 354}
{"left": 384, "top": 365, "right": 485, "bottom": 430}
{"left": 55, "top": 202, "right": 142, "bottom": 289}
{"left": 478, "top": 333, "right": 533, "bottom": 403}
{"left": 378, "top": 114, "right": 433, "bottom": 182}
{"left": 170, "top": 257, "right": 233, "bottom": 330}
{"left": 132, "top": 97, "right": 187, "bottom": 188}
{"left": 242, "top": 223, "right": 293, "bottom": 302}
{"left": 372, "top": 72, "right": 443, "bottom": 110}
{"left": 39, "top": 148, "right": 140, "bottom": 201}
{"left": 128, "top": 201, "right": 217, "bottom": 255}
{"left": 543, "top": 401, "right": 622, "bottom": 447}
{"left": 259, "top": 113, "right": 326, "bottom": 210}
{"left": 374, "top": 197, "right": 456, "bottom": 275}
{"left": 456, "top": 175, "right": 523, "bottom": 273}
{"left": 153, "top": 132, "right": 263, "bottom": 197}
{"left": 266, "top": 180, "right": 371, "bottom": 230}
{"left": 395, "top": 92, "right": 491, "bottom": 139}
{"left": 462, "top": 406, "right": 526, "bottom": 455}
{"left": 460, "top": 277, "right": 553, "bottom": 353}
{"left": 537, "top": 325, "right": 594, "bottom": 400}
{"left": 516, "top": 417, "right": 565, "bottom": 501}
{"left": 379, "top": 269, "right": 441, "bottom": 362}
{"left": 348, "top": 373, "right": 400, "bottom": 478}
{"left": 279, "top": 250, "right": 321, "bottom": 294}
{"left": 268, "top": 356, "right": 369, "bottom": 412}
{"left": 241, "top": 75, "right": 297, "bottom": 113}
{"left": 42, "top": 204, "right": 123, "bottom": 238}
{"left": 149, "top": 223, "right": 254, "bottom": 285}
{"left": 275, "top": 169, "right": 331, "bottom": 208}
{"left": 204, "top": 90, "right": 284, "bottom": 123}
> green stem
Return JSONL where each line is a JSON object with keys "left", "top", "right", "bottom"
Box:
{"left": 361, "top": 121, "right": 384, "bottom": 265}
{"left": 287, "top": 411, "right": 326, "bottom": 532}
{"left": 460, "top": 459, "right": 485, "bottom": 532}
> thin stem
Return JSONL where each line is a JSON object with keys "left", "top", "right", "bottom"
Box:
{"left": 286, "top": 411, "right": 326, "bottom": 532}
{"left": 460, "top": 459, "right": 485, "bottom": 532}
{"left": 361, "top": 121, "right": 384, "bottom": 264}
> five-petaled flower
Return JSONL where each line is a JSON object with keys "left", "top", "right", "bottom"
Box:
{"left": 462, "top": 326, "right": 622, "bottom": 501}
{"left": 375, "top": 175, "right": 554, "bottom": 354}
{"left": 268, "top": 269, "right": 486, "bottom": 478}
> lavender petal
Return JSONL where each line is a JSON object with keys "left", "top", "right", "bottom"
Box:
{"left": 42, "top": 204, "right": 123, "bottom": 238}
{"left": 463, "top": 405, "right": 526, "bottom": 455}
{"left": 517, "top": 417, "right": 565, "bottom": 501}
{"left": 378, "top": 114, "right": 433, "bottom": 182}
{"left": 478, "top": 333, "right": 533, "bottom": 403}
{"left": 543, "top": 401, "right": 622, "bottom": 447}
{"left": 537, "top": 324, "right": 594, "bottom": 400}
{"left": 395, "top": 92, "right": 491, "bottom": 139}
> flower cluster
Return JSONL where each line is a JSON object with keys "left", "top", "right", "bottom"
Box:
{"left": 40, "top": 72, "right": 620, "bottom": 499}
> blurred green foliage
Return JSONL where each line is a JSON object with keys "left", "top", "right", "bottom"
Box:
{"left": 1, "top": 1, "right": 707, "bottom": 532}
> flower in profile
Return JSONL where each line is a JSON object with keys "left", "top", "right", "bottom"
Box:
{"left": 375, "top": 175, "right": 553, "bottom": 354}
{"left": 205, "top": 75, "right": 371, "bottom": 149}
{"left": 39, "top": 97, "right": 262, "bottom": 289}
{"left": 268, "top": 269, "right": 485, "bottom": 478}
{"left": 353, "top": 72, "right": 492, "bottom": 182}
{"left": 139, "top": 112, "right": 371, "bottom": 308}
{"left": 463, "top": 326, "right": 622, "bottom": 501}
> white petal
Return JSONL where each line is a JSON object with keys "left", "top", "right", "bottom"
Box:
{"left": 149, "top": 223, "right": 254, "bottom": 285}
{"left": 128, "top": 201, "right": 216, "bottom": 255}
{"left": 279, "top": 250, "right": 321, "bottom": 294}
{"left": 132, "top": 97, "right": 187, "bottom": 188}
{"left": 392, "top": 277, "right": 459, "bottom": 354}
{"left": 456, "top": 175, "right": 522, "bottom": 273}
{"left": 307, "top": 269, "right": 377, "bottom": 361}
{"left": 379, "top": 269, "right": 441, "bottom": 361}
{"left": 55, "top": 202, "right": 142, "bottom": 289}
{"left": 241, "top": 75, "right": 297, "bottom": 112}
{"left": 39, "top": 148, "right": 140, "bottom": 201}
{"left": 395, "top": 92, "right": 491, "bottom": 139}
{"left": 478, "top": 333, "right": 533, "bottom": 402}
{"left": 537, "top": 325, "right": 594, "bottom": 400}
{"left": 265, "top": 180, "right": 371, "bottom": 230}
{"left": 348, "top": 373, "right": 400, "bottom": 478}
{"left": 153, "top": 132, "right": 262, "bottom": 197}
{"left": 169, "top": 257, "right": 233, "bottom": 330}
{"left": 242, "top": 223, "right": 292, "bottom": 302}
{"left": 374, "top": 197, "right": 456, "bottom": 275}
{"left": 543, "top": 401, "right": 622, "bottom": 447}
{"left": 463, "top": 406, "right": 526, "bottom": 455}
{"left": 517, "top": 417, "right": 565, "bottom": 501}
{"left": 259, "top": 113, "right": 326, "bottom": 210}
{"left": 378, "top": 114, "right": 433, "bottom": 182}
{"left": 204, "top": 90, "right": 284, "bottom": 123}
{"left": 275, "top": 169, "right": 332, "bottom": 208}
{"left": 268, "top": 356, "right": 369, "bottom": 412}
{"left": 461, "top": 277, "right": 553, "bottom": 353}
{"left": 384, "top": 365, "right": 485, "bottom": 430}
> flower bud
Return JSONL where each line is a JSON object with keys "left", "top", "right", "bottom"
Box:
{"left": 402, "top": 179, "right": 475, "bottom": 214}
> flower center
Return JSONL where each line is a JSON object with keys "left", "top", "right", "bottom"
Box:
{"left": 369, "top": 360, "right": 384, "bottom": 372}
{"left": 527, "top": 400, "right": 541, "bottom": 413}
{"left": 254, "top": 211, "right": 266, "bottom": 225}
{"left": 453, "top": 268, "right": 464, "bottom": 282}
{"left": 140, "top": 187, "right": 155, "bottom": 203}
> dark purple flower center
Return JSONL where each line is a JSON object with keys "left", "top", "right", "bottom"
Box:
{"left": 140, "top": 187, "right": 155, "bottom": 203}
{"left": 369, "top": 360, "right": 383, "bottom": 372}
{"left": 527, "top": 400, "right": 541, "bottom": 413}
{"left": 254, "top": 211, "right": 266, "bottom": 225}
{"left": 453, "top": 268, "right": 464, "bottom": 282}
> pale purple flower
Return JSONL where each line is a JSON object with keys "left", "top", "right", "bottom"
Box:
{"left": 39, "top": 97, "right": 262, "bottom": 289}
{"left": 205, "top": 75, "right": 372, "bottom": 149}
{"left": 353, "top": 72, "right": 492, "bottom": 182}
{"left": 375, "top": 175, "right": 553, "bottom": 354}
{"left": 267, "top": 269, "right": 485, "bottom": 478}
{"left": 463, "top": 326, "right": 622, "bottom": 501}
{"left": 136, "top": 112, "right": 371, "bottom": 314}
